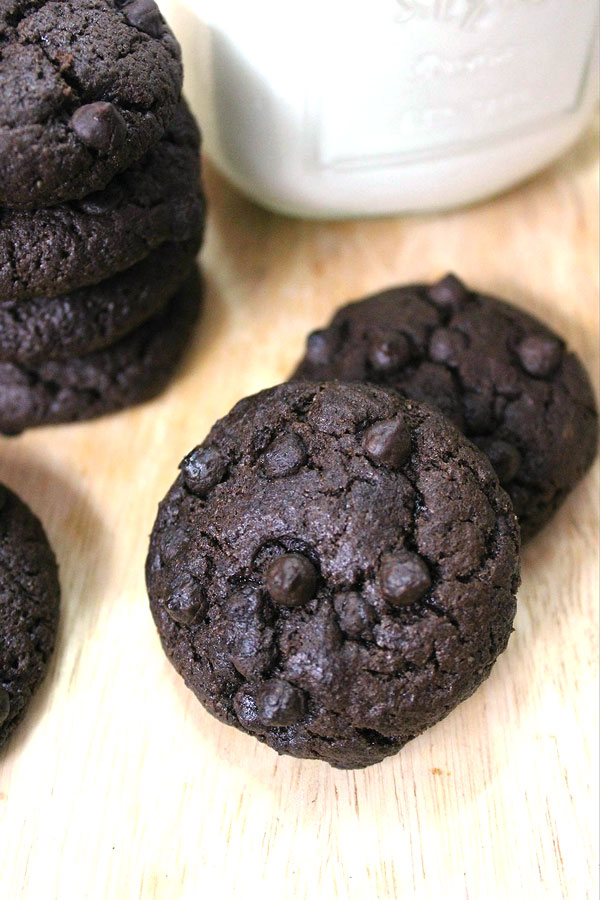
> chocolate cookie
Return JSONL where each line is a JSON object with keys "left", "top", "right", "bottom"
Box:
{"left": 0, "top": 238, "right": 200, "bottom": 364}
{"left": 0, "top": 0, "right": 182, "bottom": 208}
{"left": 0, "top": 267, "right": 201, "bottom": 434}
{"left": 0, "top": 484, "right": 60, "bottom": 748}
{"left": 0, "top": 102, "right": 204, "bottom": 303}
{"left": 293, "top": 276, "right": 598, "bottom": 541}
{"left": 146, "top": 382, "right": 520, "bottom": 769}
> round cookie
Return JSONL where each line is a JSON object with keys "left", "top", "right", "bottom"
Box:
{"left": 292, "top": 275, "right": 599, "bottom": 541}
{"left": 0, "top": 0, "right": 183, "bottom": 208}
{"left": 0, "top": 267, "right": 201, "bottom": 435}
{"left": 0, "top": 485, "right": 60, "bottom": 748}
{"left": 0, "top": 238, "right": 200, "bottom": 364}
{"left": 0, "top": 102, "right": 204, "bottom": 303}
{"left": 146, "top": 382, "right": 520, "bottom": 769}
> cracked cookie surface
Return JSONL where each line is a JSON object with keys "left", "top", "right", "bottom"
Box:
{"left": 0, "top": 0, "right": 182, "bottom": 208}
{"left": 0, "top": 101, "right": 204, "bottom": 302}
{"left": 0, "top": 484, "right": 60, "bottom": 749}
{"left": 146, "top": 382, "right": 520, "bottom": 769}
{"left": 292, "top": 275, "right": 599, "bottom": 541}
{"left": 0, "top": 266, "right": 201, "bottom": 434}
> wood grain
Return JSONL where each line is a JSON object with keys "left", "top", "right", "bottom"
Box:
{"left": 0, "top": 122, "right": 598, "bottom": 900}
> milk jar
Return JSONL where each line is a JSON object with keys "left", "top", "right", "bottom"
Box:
{"left": 160, "top": 0, "right": 599, "bottom": 217}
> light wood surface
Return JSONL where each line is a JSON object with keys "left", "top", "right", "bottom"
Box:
{"left": 0, "top": 122, "right": 598, "bottom": 900}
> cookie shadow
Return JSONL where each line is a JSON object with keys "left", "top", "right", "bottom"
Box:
{"left": 0, "top": 444, "right": 109, "bottom": 760}
{"left": 189, "top": 266, "right": 229, "bottom": 368}
{"left": 158, "top": 264, "right": 229, "bottom": 388}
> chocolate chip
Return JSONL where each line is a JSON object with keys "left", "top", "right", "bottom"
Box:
{"left": 165, "top": 572, "right": 207, "bottom": 625}
{"left": 463, "top": 389, "right": 494, "bottom": 433}
{"left": 227, "top": 585, "right": 275, "bottom": 625}
{"left": 368, "top": 333, "right": 411, "bottom": 373}
{"left": 429, "top": 327, "right": 468, "bottom": 364}
{"left": 263, "top": 433, "right": 307, "bottom": 478}
{"left": 256, "top": 680, "right": 305, "bottom": 726}
{"left": 227, "top": 586, "right": 264, "bottom": 619}
{"left": 363, "top": 418, "right": 411, "bottom": 469}
{"left": 334, "top": 592, "right": 375, "bottom": 639}
{"left": 517, "top": 335, "right": 563, "bottom": 378}
{"left": 379, "top": 551, "right": 431, "bottom": 606}
{"left": 476, "top": 438, "right": 522, "bottom": 484}
{"left": 75, "top": 188, "right": 121, "bottom": 215}
{"left": 305, "top": 330, "right": 334, "bottom": 366}
{"left": 230, "top": 623, "right": 275, "bottom": 678}
{"left": 180, "top": 447, "right": 227, "bottom": 496}
{"left": 0, "top": 687, "right": 10, "bottom": 726}
{"left": 428, "top": 274, "right": 468, "bottom": 308}
{"left": 266, "top": 553, "right": 317, "bottom": 607}
{"left": 159, "top": 527, "right": 187, "bottom": 562}
{"left": 71, "top": 102, "right": 127, "bottom": 153}
{"left": 121, "top": 0, "right": 164, "bottom": 37}
{"left": 233, "top": 687, "right": 262, "bottom": 731}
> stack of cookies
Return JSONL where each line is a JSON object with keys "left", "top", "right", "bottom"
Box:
{"left": 0, "top": 0, "right": 205, "bottom": 435}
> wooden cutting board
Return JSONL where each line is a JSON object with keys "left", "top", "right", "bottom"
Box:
{"left": 1, "top": 122, "right": 598, "bottom": 900}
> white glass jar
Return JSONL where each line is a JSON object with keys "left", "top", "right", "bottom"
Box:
{"left": 161, "top": 0, "right": 599, "bottom": 218}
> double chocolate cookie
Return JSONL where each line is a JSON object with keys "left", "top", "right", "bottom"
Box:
{"left": 0, "top": 268, "right": 201, "bottom": 435}
{"left": 0, "top": 238, "right": 200, "bottom": 363}
{"left": 0, "top": 102, "right": 204, "bottom": 302}
{"left": 0, "top": 0, "right": 183, "bottom": 208}
{"left": 147, "top": 382, "right": 520, "bottom": 769}
{"left": 0, "top": 485, "right": 60, "bottom": 748}
{"left": 293, "top": 275, "right": 598, "bottom": 540}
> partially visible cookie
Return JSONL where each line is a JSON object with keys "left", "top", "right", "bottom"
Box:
{"left": 147, "top": 381, "right": 520, "bottom": 769}
{"left": 292, "top": 275, "right": 599, "bottom": 540}
{"left": 0, "top": 267, "right": 201, "bottom": 435}
{"left": 0, "top": 102, "right": 204, "bottom": 302}
{"left": 0, "top": 485, "right": 60, "bottom": 749}
{"left": 0, "top": 0, "right": 183, "bottom": 208}
{"left": 0, "top": 238, "right": 200, "bottom": 363}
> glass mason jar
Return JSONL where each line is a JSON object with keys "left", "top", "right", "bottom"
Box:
{"left": 161, "top": 0, "right": 599, "bottom": 217}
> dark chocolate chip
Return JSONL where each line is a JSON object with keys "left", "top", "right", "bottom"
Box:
{"left": 266, "top": 553, "right": 318, "bottom": 607}
{"left": 75, "top": 188, "right": 122, "bottom": 215}
{"left": 333, "top": 592, "right": 375, "bottom": 639}
{"left": 233, "top": 687, "right": 262, "bottom": 731}
{"left": 256, "top": 680, "right": 305, "bottom": 726}
{"left": 227, "top": 585, "right": 275, "bottom": 625}
{"left": 71, "top": 102, "right": 127, "bottom": 153}
{"left": 165, "top": 572, "right": 207, "bottom": 625}
{"left": 517, "top": 335, "right": 563, "bottom": 378}
{"left": 227, "top": 586, "right": 264, "bottom": 620}
{"left": 429, "top": 327, "right": 468, "bottom": 364}
{"left": 463, "top": 390, "right": 494, "bottom": 434}
{"left": 476, "top": 438, "right": 522, "bottom": 484}
{"left": 180, "top": 447, "right": 227, "bottom": 496}
{"left": 160, "top": 527, "right": 187, "bottom": 562}
{"left": 230, "top": 625, "right": 275, "bottom": 678}
{"left": 428, "top": 274, "right": 468, "bottom": 308}
{"left": 0, "top": 687, "right": 10, "bottom": 726}
{"left": 379, "top": 551, "right": 431, "bottom": 607}
{"left": 368, "top": 333, "right": 411, "bottom": 373}
{"left": 363, "top": 418, "right": 411, "bottom": 469}
{"left": 263, "top": 433, "right": 308, "bottom": 478}
{"left": 305, "top": 330, "right": 335, "bottom": 366}
{"left": 121, "top": 0, "right": 164, "bottom": 37}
